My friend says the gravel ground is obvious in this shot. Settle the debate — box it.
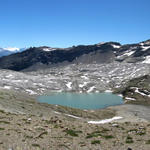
[109,104,150,123]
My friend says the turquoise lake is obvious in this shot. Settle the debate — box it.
[37,92,123,110]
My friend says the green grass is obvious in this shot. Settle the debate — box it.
[128,129,138,132]
[103,135,114,139]
[25,135,33,139]
[86,131,101,139]
[64,129,82,137]
[35,127,46,131]
[0,96,5,99]
[32,144,40,148]
[0,121,10,124]
[126,136,134,143]
[0,128,5,130]
[136,131,146,135]
[146,140,150,144]
[101,128,110,133]
[0,110,5,113]
[91,140,101,144]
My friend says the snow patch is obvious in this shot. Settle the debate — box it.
[11,80,22,83]
[105,90,112,93]
[43,48,56,52]
[81,75,89,80]
[25,89,37,95]
[142,56,150,64]
[118,94,123,98]
[125,51,135,56]
[140,42,144,46]
[87,86,95,93]
[111,44,121,49]
[3,86,11,89]
[66,82,72,89]
[79,82,88,88]
[5,74,13,78]
[117,51,135,58]
[135,88,149,96]
[65,114,81,119]
[88,116,123,124]
[125,97,136,101]
[141,46,150,51]
[53,111,61,114]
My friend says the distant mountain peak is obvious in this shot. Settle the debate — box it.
[0,47,26,58]
[3,47,20,52]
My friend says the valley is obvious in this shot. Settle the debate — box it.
[0,40,150,149]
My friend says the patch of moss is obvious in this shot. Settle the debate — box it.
[25,135,33,139]
[64,129,82,137]
[0,110,5,113]
[86,131,101,139]
[35,127,46,132]
[103,135,114,139]
[0,128,5,130]
[136,131,146,136]
[0,121,10,124]
[91,140,101,144]
[101,128,110,133]
[32,143,40,147]
[146,140,150,144]
[128,129,138,132]
[126,136,134,143]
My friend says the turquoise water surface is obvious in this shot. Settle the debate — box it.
[37,92,123,110]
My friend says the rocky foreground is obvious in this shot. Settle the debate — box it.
[0,90,150,150]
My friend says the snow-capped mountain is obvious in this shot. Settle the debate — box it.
[0,47,26,57]
[3,47,20,52]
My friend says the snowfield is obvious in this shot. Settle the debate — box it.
[142,56,150,64]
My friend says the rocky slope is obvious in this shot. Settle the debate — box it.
[0,62,149,95]
[115,75,150,105]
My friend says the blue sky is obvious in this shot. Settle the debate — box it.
[0,0,150,48]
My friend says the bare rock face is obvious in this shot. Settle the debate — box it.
[0,39,150,71]
[0,43,118,71]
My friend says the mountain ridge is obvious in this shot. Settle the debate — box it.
[0,39,150,71]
